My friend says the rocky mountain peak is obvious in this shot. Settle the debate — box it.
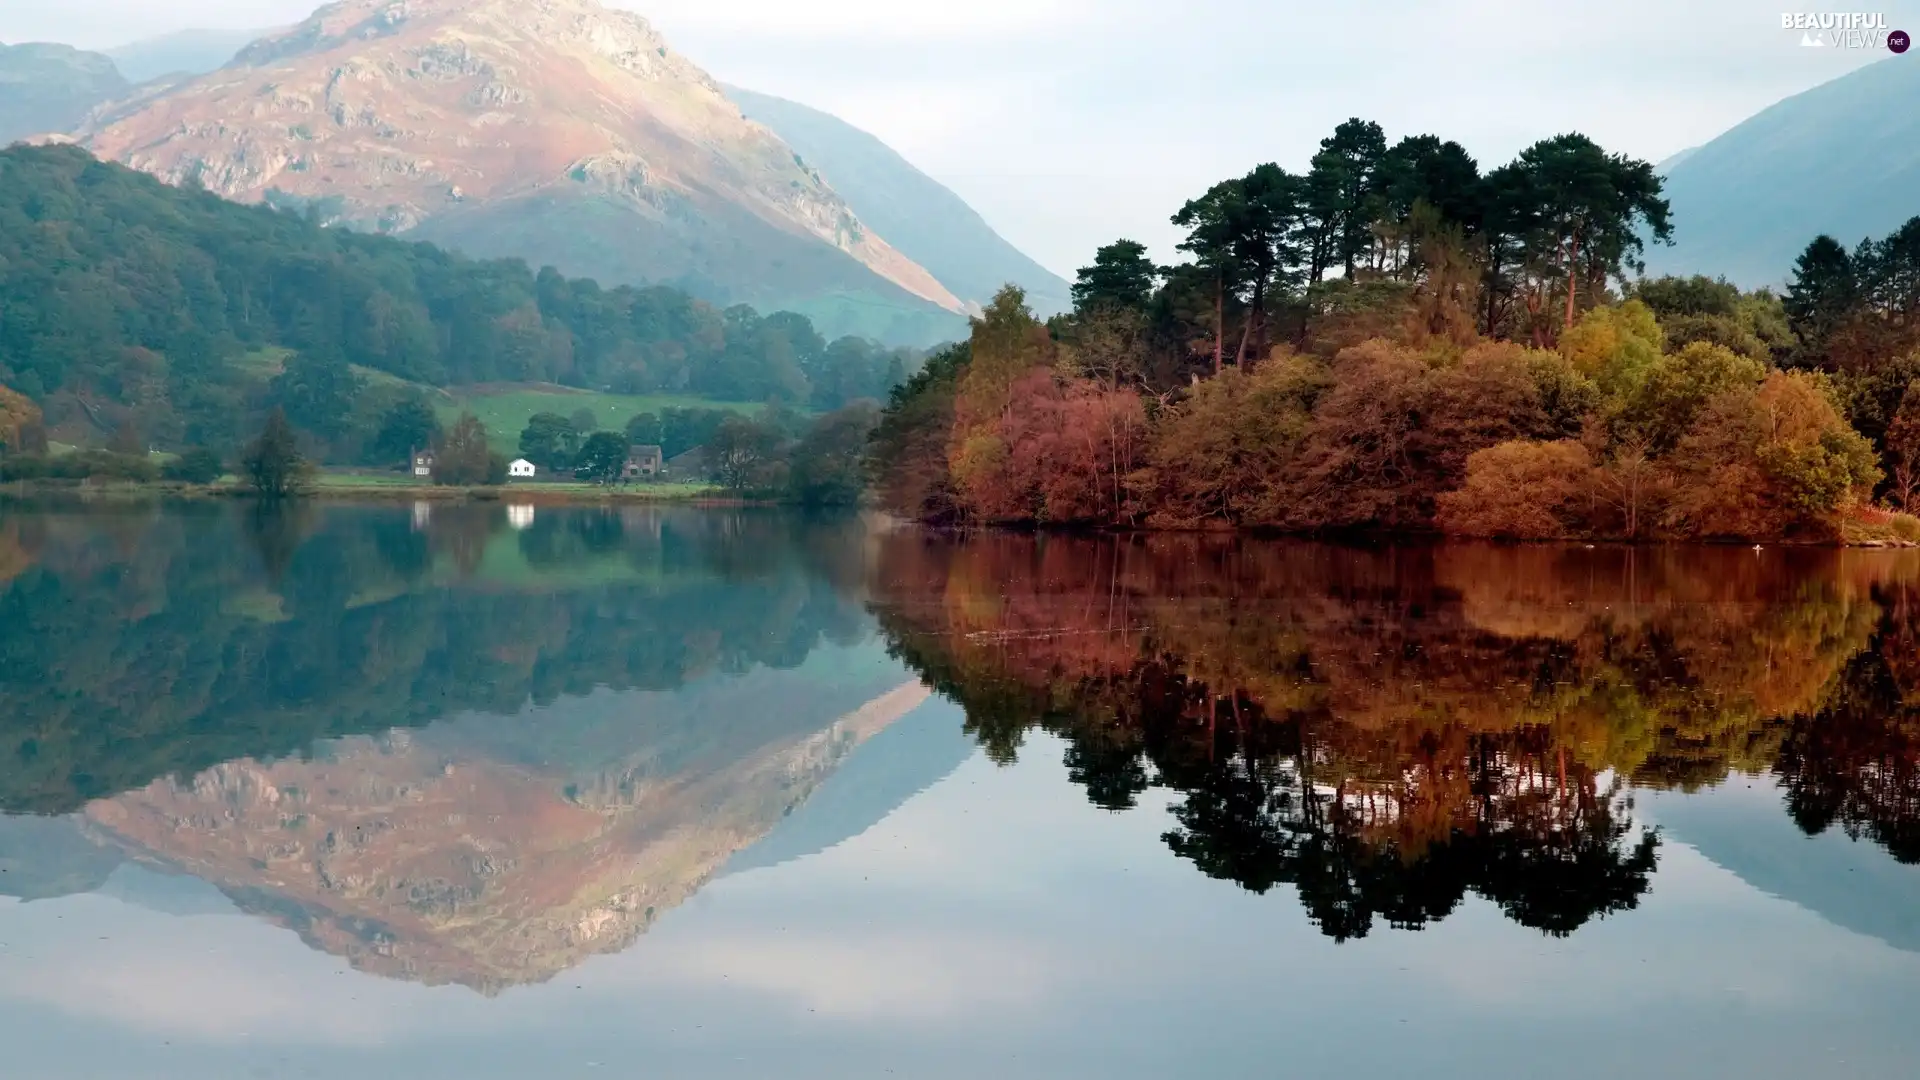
[78,0,963,323]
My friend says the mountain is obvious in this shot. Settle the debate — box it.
[0,42,127,146]
[76,0,966,344]
[103,28,267,84]
[1647,57,1920,288]
[727,85,1071,315]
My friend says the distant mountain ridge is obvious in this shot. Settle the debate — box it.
[103,28,267,84]
[0,41,127,146]
[1647,57,1920,287]
[727,85,1071,315]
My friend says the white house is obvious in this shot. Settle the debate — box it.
[412,451,435,478]
[508,458,538,479]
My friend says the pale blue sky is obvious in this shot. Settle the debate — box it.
[0,0,1907,276]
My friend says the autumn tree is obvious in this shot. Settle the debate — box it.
[1143,353,1328,526]
[708,415,784,492]
[1667,372,1880,538]
[1883,381,1920,510]
[0,385,41,456]
[435,412,494,486]
[949,288,1057,516]
[1437,440,1594,539]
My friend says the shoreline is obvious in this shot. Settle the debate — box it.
[0,478,777,508]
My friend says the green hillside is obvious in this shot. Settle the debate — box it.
[0,144,912,457]
[728,85,1072,316]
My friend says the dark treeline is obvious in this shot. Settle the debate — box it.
[872,119,1920,543]
[0,146,917,457]
[868,533,1920,941]
[0,504,878,815]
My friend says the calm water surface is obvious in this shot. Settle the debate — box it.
[2,503,1920,1078]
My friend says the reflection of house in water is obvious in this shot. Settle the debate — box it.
[619,506,665,542]
[411,501,432,531]
[507,504,536,531]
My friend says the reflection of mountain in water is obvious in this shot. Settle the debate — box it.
[1651,782,1920,954]
[0,503,939,990]
[724,695,976,877]
[80,672,926,992]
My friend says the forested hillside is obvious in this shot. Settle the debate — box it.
[0,146,918,454]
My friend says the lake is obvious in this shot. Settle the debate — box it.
[3,502,1920,1078]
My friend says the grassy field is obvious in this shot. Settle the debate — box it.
[437,385,762,456]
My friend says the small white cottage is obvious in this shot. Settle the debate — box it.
[508,458,538,480]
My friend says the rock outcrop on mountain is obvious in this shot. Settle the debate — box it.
[0,42,128,146]
[77,0,966,342]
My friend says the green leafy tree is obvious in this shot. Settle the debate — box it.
[788,403,880,507]
[625,412,664,448]
[575,431,629,483]
[1509,133,1673,333]
[270,353,364,444]
[372,395,442,466]
[242,408,311,498]
[1302,118,1389,281]
[568,407,599,433]
[1072,240,1160,314]
[163,447,225,484]
[1172,180,1247,374]
[518,412,580,471]
[1785,235,1861,367]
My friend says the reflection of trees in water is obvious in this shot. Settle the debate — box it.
[1776,588,1920,863]
[871,533,1920,938]
[0,505,877,814]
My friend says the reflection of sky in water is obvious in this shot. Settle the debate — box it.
[5,717,1920,1080]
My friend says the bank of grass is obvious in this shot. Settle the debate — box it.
[310,472,730,503]
[437,385,762,456]
[1838,505,1920,547]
